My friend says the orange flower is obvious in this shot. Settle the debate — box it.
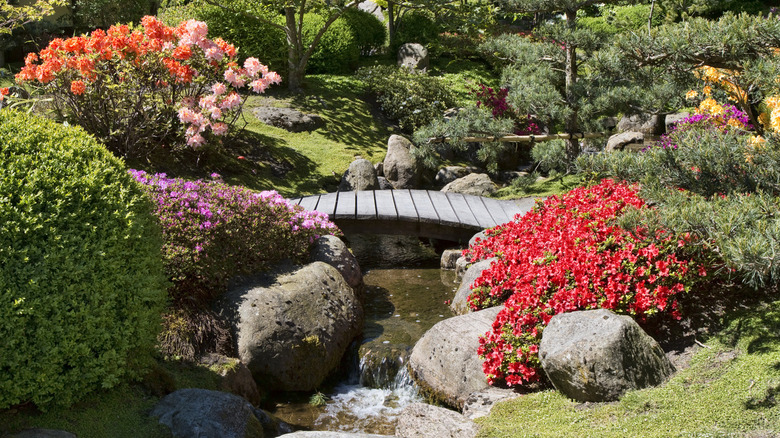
[70,80,86,95]
[172,45,192,61]
[0,87,9,101]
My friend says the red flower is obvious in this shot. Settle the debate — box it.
[71,80,86,95]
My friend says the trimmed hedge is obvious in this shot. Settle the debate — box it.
[0,111,168,409]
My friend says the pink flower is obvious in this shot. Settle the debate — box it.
[211,82,227,95]
[187,133,206,148]
[223,68,245,87]
[243,57,267,77]
[220,92,242,110]
[264,71,281,85]
[250,79,267,93]
[204,46,224,62]
[210,106,223,120]
[211,122,228,136]
[178,107,197,124]
[199,94,216,109]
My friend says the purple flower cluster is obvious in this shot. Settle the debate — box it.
[653,105,753,150]
[129,169,339,302]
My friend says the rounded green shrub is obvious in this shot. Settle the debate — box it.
[0,111,168,409]
[304,12,360,74]
[391,11,441,54]
[340,8,386,55]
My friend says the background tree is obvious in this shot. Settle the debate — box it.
[204,0,363,91]
[615,13,780,132]
[0,0,65,35]
[414,0,690,171]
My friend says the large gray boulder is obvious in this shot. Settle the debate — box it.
[309,235,364,299]
[665,112,690,131]
[383,135,421,189]
[451,258,497,315]
[218,262,363,391]
[280,432,392,438]
[151,388,292,438]
[358,0,384,22]
[253,107,325,132]
[7,430,76,438]
[395,403,478,438]
[605,131,645,152]
[435,166,482,186]
[539,309,675,402]
[339,158,379,191]
[408,306,502,409]
[462,386,522,420]
[440,249,463,270]
[441,173,497,197]
[398,43,429,70]
[617,114,665,135]
[199,354,263,407]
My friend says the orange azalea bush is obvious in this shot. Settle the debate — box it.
[13,16,280,157]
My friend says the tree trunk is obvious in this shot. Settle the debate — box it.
[564,9,579,164]
[387,1,396,48]
[285,7,304,92]
[648,0,655,35]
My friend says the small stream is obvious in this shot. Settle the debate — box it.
[270,235,460,434]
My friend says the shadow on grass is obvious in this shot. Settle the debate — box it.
[126,129,323,197]
[289,75,392,156]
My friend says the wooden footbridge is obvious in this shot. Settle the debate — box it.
[290,190,536,241]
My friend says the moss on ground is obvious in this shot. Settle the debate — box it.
[475,300,780,437]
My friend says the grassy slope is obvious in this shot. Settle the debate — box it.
[128,56,499,198]
[0,360,229,438]
[477,300,780,437]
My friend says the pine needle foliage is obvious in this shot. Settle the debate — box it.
[578,129,780,287]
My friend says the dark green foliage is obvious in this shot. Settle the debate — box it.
[531,139,567,175]
[578,129,780,287]
[357,65,457,133]
[304,12,360,74]
[340,8,386,55]
[578,3,663,37]
[578,129,780,198]
[658,0,769,22]
[70,0,154,31]
[158,3,288,74]
[391,11,441,54]
[0,111,168,409]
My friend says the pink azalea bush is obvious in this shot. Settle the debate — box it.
[15,16,280,157]
[465,180,709,386]
[130,170,339,303]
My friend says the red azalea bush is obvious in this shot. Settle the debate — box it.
[464,179,708,386]
[14,16,280,157]
[130,170,339,303]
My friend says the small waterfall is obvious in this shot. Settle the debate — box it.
[314,365,420,433]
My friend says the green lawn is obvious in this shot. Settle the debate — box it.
[476,299,780,437]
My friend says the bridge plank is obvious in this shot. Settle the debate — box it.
[445,193,481,228]
[428,190,460,227]
[411,190,440,224]
[290,197,302,206]
[464,195,496,229]
[356,190,377,220]
[392,190,419,222]
[335,191,357,220]
[481,197,511,226]
[298,195,320,212]
[315,192,338,217]
[507,197,537,221]
[374,190,398,220]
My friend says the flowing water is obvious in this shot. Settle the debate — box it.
[270,235,460,434]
